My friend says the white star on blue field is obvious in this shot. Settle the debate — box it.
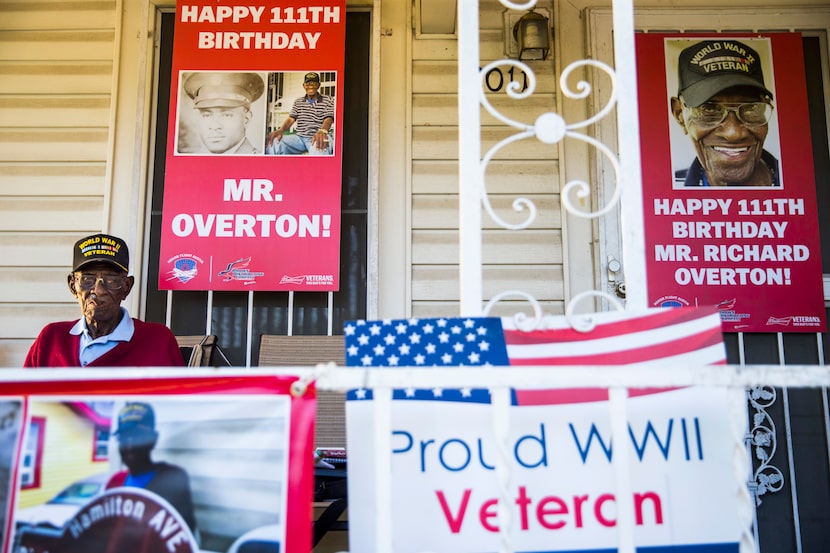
[343,317,510,403]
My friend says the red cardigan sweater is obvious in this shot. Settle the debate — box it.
[24,319,185,368]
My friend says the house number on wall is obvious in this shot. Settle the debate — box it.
[484,66,529,93]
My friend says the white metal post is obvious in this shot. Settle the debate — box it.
[611,2,645,552]
[458,0,483,317]
[612,0,647,309]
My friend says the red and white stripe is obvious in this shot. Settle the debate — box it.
[502,306,726,367]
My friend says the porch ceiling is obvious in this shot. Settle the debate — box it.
[418,0,457,34]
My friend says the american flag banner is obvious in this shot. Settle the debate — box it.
[343,304,726,372]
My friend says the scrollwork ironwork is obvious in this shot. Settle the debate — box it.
[478,56,621,232]
[483,290,545,331]
[499,0,538,10]
[483,289,625,333]
[565,290,625,332]
[747,385,784,505]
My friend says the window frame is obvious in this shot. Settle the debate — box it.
[20,416,45,490]
[140,9,373,366]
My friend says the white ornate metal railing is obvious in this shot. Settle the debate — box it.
[748,386,784,506]
[455,1,802,553]
[460,1,647,548]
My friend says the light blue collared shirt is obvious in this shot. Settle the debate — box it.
[70,307,135,366]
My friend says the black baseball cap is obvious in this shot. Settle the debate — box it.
[677,39,773,107]
[303,72,320,83]
[73,233,129,272]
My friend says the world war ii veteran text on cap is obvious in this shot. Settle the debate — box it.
[678,39,773,107]
[73,233,130,272]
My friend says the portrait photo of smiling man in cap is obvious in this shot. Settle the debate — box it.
[177,71,266,155]
[667,38,782,188]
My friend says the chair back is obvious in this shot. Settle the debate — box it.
[258,335,345,448]
[176,335,218,367]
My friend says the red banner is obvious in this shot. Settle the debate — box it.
[636,33,826,332]
[0,372,315,553]
[159,1,346,291]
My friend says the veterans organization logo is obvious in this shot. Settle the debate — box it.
[767,315,822,328]
[279,275,306,285]
[165,253,204,284]
[218,257,264,285]
[717,301,750,325]
[653,294,690,308]
[279,274,334,286]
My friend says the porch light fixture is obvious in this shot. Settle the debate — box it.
[512,9,551,61]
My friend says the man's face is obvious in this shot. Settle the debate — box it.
[303,80,320,97]
[68,262,133,327]
[117,430,156,470]
[672,88,771,186]
[196,105,251,153]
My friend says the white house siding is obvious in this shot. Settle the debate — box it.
[0,1,118,366]
[410,0,564,318]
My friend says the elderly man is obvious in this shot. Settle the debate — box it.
[106,402,197,533]
[182,71,265,154]
[24,233,184,367]
[266,71,335,155]
[670,39,780,187]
